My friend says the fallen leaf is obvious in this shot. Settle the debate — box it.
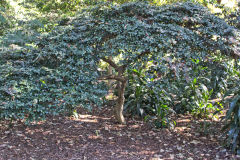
[190,140,201,145]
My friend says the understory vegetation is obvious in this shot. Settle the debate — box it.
[0,0,240,154]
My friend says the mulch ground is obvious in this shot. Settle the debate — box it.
[0,107,239,160]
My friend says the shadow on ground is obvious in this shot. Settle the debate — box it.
[0,107,237,160]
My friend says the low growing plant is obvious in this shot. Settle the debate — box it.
[222,62,240,153]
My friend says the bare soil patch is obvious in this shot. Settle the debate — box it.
[0,107,238,160]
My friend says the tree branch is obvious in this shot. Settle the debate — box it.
[98,75,126,82]
[125,50,150,65]
[101,57,119,70]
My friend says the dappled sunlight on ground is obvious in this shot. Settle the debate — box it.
[0,108,238,159]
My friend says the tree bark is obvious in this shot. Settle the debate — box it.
[115,78,127,124]
[101,57,127,124]
[115,67,126,124]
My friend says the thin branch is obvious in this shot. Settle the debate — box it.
[118,65,127,73]
[98,75,126,82]
[125,50,150,65]
[101,57,119,70]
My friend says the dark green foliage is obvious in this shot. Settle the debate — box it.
[68,1,238,122]
[0,0,9,9]
[0,1,239,133]
[0,1,12,35]
[0,25,107,122]
[223,93,240,153]
[125,68,173,115]
[222,62,240,153]
[125,68,174,128]
[171,58,223,115]
[0,12,9,35]
[87,1,238,65]
[225,8,240,30]
[89,1,238,123]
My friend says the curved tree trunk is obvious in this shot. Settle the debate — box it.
[115,67,127,124]
[100,57,127,124]
[115,79,126,124]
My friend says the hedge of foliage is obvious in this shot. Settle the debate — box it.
[0,1,12,35]
[25,0,231,14]
[1,0,239,120]
[0,25,107,122]
[0,0,240,150]
[221,3,240,153]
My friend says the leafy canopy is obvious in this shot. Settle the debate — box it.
[0,1,239,123]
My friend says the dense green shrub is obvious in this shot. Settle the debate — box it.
[124,54,238,120]
[225,6,240,29]
[24,0,227,14]
[87,1,239,124]
[0,1,12,35]
[0,26,107,122]
[124,68,175,128]
[221,60,240,153]
[224,93,240,152]
[1,2,239,125]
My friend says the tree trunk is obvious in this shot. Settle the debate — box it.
[101,57,126,124]
[115,68,126,124]
[115,80,126,124]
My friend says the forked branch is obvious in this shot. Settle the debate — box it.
[101,57,119,70]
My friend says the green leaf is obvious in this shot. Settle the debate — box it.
[193,78,197,85]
